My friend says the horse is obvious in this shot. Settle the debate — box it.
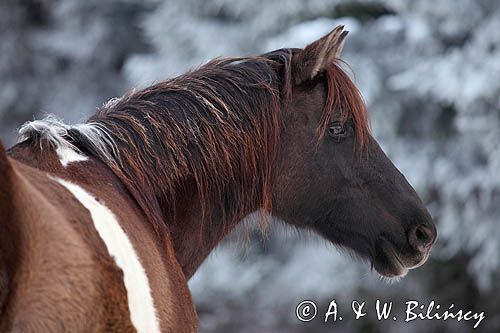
[0,26,437,332]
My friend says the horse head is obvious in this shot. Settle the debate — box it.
[271,26,437,278]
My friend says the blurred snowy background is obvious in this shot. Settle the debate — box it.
[1,0,499,332]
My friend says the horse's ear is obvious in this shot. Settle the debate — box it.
[292,25,348,85]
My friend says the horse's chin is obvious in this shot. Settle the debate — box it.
[372,237,410,278]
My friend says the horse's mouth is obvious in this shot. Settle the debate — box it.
[372,237,429,278]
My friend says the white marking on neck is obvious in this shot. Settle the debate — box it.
[55,145,88,167]
[53,177,160,333]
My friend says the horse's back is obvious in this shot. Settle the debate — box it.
[1,142,197,332]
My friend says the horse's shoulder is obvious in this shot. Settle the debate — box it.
[7,145,197,332]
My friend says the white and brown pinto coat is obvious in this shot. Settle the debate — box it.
[1,130,196,332]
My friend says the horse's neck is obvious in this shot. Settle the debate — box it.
[8,142,256,279]
[166,187,256,278]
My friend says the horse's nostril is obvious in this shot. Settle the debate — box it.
[416,227,426,243]
[409,224,436,252]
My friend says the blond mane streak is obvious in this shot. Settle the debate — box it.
[17,115,119,168]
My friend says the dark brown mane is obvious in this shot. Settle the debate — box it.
[77,51,368,235]
[88,56,284,235]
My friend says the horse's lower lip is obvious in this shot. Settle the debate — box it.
[373,238,409,278]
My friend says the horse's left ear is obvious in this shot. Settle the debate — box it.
[292,25,348,85]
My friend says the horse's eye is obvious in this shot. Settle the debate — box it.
[327,122,351,140]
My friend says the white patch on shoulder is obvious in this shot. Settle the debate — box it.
[55,145,88,167]
[53,177,160,333]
